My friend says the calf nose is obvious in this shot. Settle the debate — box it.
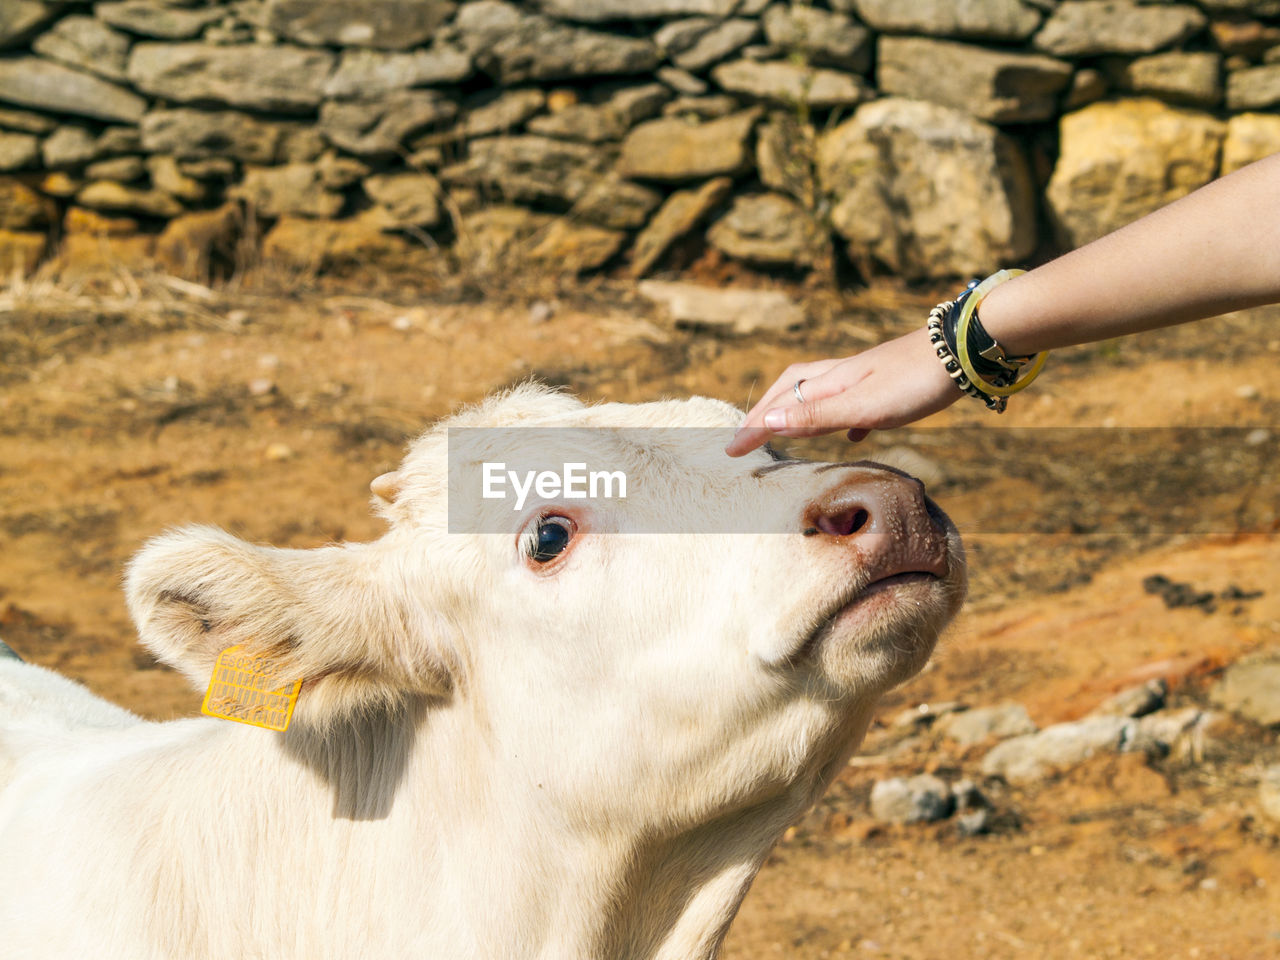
[804,467,949,576]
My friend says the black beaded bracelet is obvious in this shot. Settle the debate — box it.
[927,300,1007,413]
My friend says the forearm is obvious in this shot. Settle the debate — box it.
[978,152,1280,356]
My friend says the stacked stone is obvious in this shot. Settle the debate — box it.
[1,0,1279,280]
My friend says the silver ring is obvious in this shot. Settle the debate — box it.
[793,379,807,404]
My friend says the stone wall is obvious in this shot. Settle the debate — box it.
[2,0,1279,282]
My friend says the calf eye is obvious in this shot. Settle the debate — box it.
[530,515,575,563]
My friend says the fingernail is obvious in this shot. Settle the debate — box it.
[763,409,786,431]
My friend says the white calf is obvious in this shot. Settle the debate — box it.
[0,385,965,960]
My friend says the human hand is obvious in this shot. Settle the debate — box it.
[724,327,963,457]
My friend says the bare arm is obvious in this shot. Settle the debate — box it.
[981,150,1280,355]
[725,152,1280,457]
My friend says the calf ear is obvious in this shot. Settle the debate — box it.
[125,526,454,720]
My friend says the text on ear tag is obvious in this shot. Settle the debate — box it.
[201,645,302,732]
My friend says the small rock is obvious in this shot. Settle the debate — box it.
[0,179,55,230]
[662,95,740,120]
[261,210,414,274]
[870,774,954,824]
[141,109,285,165]
[153,203,242,281]
[618,110,760,182]
[669,18,759,72]
[1210,652,1280,726]
[528,300,554,324]
[0,106,55,135]
[456,0,659,84]
[0,132,38,172]
[248,378,276,397]
[980,716,1138,783]
[571,175,664,231]
[323,46,473,99]
[710,59,871,108]
[0,1,59,49]
[956,808,991,837]
[706,192,828,268]
[1226,64,1280,111]
[0,56,145,124]
[264,442,293,460]
[64,206,138,236]
[77,180,183,218]
[1033,1,1207,58]
[266,0,457,50]
[878,36,1072,124]
[320,91,457,158]
[1244,427,1271,446]
[127,42,334,115]
[1259,765,1280,822]
[31,15,131,82]
[97,1,226,40]
[851,0,1042,42]
[84,156,146,183]
[461,88,547,139]
[1120,51,1222,108]
[937,702,1037,747]
[439,134,608,207]
[638,280,804,335]
[363,171,442,230]
[147,155,206,203]
[1142,573,1216,612]
[761,4,870,73]
[233,163,346,219]
[1093,678,1168,719]
[951,779,987,812]
[1235,383,1260,399]
[656,66,707,95]
[527,83,669,143]
[1064,68,1108,110]
[629,176,733,277]
[889,701,966,730]
[1133,707,1208,754]
[526,219,627,275]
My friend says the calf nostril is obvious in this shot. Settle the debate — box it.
[816,506,870,538]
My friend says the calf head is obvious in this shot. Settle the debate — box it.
[127,385,965,831]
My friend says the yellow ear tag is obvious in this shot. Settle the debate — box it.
[201,645,302,732]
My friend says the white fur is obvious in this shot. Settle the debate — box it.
[0,386,966,960]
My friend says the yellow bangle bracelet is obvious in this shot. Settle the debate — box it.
[954,268,1048,398]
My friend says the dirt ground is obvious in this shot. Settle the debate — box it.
[1,264,1277,959]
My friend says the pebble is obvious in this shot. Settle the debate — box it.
[258,353,280,370]
[1260,765,1280,823]
[1092,678,1167,718]
[1234,383,1259,399]
[528,299,555,324]
[391,314,414,331]
[248,378,275,397]
[225,309,250,327]
[264,442,293,461]
[937,702,1037,746]
[870,774,954,824]
[1245,428,1270,447]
